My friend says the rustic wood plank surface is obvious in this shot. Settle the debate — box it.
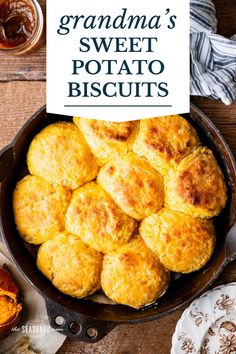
[0,0,235,81]
[0,0,236,353]
[1,85,235,156]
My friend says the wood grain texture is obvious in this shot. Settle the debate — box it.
[214,0,236,37]
[0,0,235,81]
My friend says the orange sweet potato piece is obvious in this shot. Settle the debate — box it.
[0,266,22,339]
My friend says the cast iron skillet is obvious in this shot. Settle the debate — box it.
[0,104,236,343]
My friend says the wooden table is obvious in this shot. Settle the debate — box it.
[0,1,236,353]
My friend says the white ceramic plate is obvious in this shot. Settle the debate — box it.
[171,283,236,354]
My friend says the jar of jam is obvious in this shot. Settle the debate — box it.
[0,0,44,56]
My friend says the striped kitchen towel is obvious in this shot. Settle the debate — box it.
[190,0,236,104]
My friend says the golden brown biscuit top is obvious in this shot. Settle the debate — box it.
[139,208,216,273]
[27,122,98,189]
[65,182,137,253]
[13,175,71,244]
[133,115,199,175]
[76,118,137,142]
[97,152,164,220]
[37,231,102,298]
[13,175,70,209]
[73,117,138,165]
[101,237,169,308]
[175,147,226,209]
[105,237,155,267]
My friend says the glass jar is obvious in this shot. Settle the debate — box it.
[0,0,44,56]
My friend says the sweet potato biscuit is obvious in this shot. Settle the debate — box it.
[73,117,138,165]
[165,147,227,218]
[13,175,71,244]
[139,208,216,273]
[101,238,169,309]
[97,152,164,220]
[27,122,99,189]
[37,231,102,298]
[133,115,199,175]
[66,182,137,253]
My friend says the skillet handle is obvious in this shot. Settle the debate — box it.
[45,298,117,343]
[0,145,14,183]
[225,223,236,264]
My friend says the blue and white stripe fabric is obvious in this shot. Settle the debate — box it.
[190,0,236,104]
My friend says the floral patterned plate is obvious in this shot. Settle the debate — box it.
[171,283,236,354]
